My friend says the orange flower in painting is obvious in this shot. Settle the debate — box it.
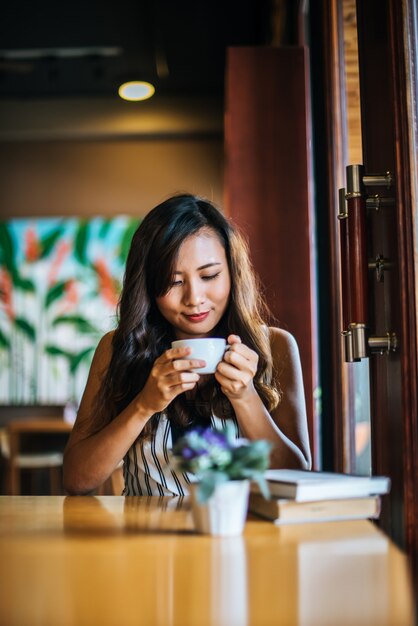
[47,241,71,286]
[0,268,15,320]
[25,228,40,262]
[94,258,119,307]
[57,279,79,315]
[62,280,79,312]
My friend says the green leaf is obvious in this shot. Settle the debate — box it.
[0,223,16,273]
[52,315,98,334]
[0,328,10,348]
[224,420,237,445]
[227,440,272,478]
[11,271,35,292]
[44,345,73,360]
[119,219,140,264]
[198,471,229,503]
[39,225,65,259]
[252,474,271,500]
[74,221,89,265]
[45,281,67,308]
[69,346,95,374]
[14,317,36,342]
[99,219,112,239]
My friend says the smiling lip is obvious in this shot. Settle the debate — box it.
[184,311,210,323]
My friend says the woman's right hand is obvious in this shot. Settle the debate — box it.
[136,347,205,415]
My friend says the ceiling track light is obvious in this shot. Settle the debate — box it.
[118,81,155,101]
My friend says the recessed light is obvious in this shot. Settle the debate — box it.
[118,81,155,101]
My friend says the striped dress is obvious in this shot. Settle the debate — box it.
[122,413,241,496]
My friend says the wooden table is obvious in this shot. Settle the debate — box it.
[0,496,414,626]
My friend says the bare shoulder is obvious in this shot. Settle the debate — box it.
[267,326,305,401]
[92,330,115,373]
[82,330,113,393]
[267,327,311,467]
[268,327,301,368]
[65,331,115,445]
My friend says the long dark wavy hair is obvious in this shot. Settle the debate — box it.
[92,194,280,439]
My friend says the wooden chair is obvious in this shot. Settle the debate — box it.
[0,419,72,495]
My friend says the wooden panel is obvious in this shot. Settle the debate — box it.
[224,47,318,464]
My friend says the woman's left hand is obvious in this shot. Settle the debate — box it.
[214,335,259,401]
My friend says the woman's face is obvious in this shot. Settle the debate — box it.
[156,228,231,339]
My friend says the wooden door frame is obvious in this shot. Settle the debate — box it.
[309,0,353,473]
[311,0,418,573]
[356,0,418,567]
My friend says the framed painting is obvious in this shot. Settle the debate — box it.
[0,216,139,405]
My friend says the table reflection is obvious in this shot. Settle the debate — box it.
[61,496,249,625]
[298,532,390,625]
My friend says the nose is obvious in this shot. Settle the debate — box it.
[182,279,205,307]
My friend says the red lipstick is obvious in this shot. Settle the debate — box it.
[185,311,210,323]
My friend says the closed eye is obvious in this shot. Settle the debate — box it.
[201,272,220,281]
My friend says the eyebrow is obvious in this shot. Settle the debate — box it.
[173,262,222,275]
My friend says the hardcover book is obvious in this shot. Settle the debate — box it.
[249,492,381,525]
[252,469,391,502]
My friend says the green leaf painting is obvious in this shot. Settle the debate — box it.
[0,216,140,405]
[0,223,15,273]
[45,345,74,359]
[119,219,139,263]
[14,317,36,342]
[69,347,95,374]
[74,221,89,266]
[11,274,36,292]
[45,281,68,308]
[39,225,65,259]
[52,315,99,334]
[0,328,10,349]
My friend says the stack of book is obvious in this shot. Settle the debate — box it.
[249,469,391,525]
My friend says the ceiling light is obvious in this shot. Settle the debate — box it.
[118,81,155,101]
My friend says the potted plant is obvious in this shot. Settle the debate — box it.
[172,423,271,535]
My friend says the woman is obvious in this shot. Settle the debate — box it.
[63,194,311,495]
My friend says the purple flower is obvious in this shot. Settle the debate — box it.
[170,425,272,501]
[181,446,195,460]
[202,428,228,448]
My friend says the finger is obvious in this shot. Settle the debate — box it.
[227,341,256,362]
[214,371,244,395]
[222,348,250,365]
[166,371,201,387]
[159,346,192,363]
[222,348,252,369]
[171,358,206,372]
[169,378,199,391]
[216,360,246,380]
[155,348,204,372]
[227,334,242,346]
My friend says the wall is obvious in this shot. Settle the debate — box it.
[0,113,224,421]
[0,138,224,218]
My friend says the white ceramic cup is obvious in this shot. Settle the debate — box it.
[171,337,227,374]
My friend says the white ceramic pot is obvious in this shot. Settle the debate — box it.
[189,480,250,536]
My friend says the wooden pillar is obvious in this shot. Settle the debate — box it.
[224,47,319,465]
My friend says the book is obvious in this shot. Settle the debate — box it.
[249,492,382,525]
[252,469,391,502]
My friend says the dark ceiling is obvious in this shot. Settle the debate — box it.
[0,1,274,99]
